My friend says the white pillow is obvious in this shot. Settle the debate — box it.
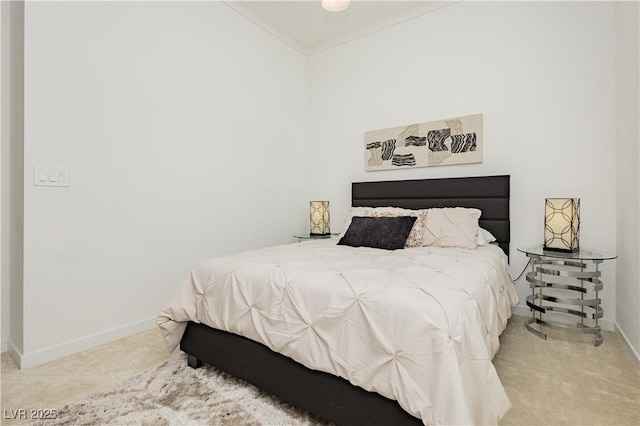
[421,208,481,249]
[476,227,497,246]
[338,206,369,237]
[338,206,427,248]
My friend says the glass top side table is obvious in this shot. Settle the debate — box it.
[294,233,339,242]
[517,245,617,346]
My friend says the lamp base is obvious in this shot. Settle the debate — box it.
[543,245,579,253]
[310,232,331,236]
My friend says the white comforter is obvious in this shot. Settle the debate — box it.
[157,239,518,425]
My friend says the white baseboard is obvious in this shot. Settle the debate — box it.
[10,310,638,372]
[511,305,532,318]
[7,339,23,368]
[16,317,157,369]
[614,322,640,371]
[511,304,615,331]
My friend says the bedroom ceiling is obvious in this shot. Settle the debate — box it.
[225,1,457,55]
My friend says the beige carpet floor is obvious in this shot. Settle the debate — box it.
[2,315,639,425]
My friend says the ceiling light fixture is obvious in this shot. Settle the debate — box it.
[321,0,350,12]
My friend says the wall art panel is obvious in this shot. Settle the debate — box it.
[364,114,483,171]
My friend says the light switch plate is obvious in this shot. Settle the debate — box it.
[34,165,70,187]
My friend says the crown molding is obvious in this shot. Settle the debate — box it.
[308,1,457,55]
[223,1,459,56]
[222,1,310,55]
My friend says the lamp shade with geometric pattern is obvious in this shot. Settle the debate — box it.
[310,201,330,236]
[544,198,580,252]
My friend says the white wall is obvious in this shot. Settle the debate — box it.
[1,0,25,361]
[18,1,308,366]
[308,2,618,327]
[0,0,5,353]
[6,0,635,367]
[615,1,640,361]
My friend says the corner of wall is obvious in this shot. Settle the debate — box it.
[0,0,9,356]
[6,338,23,368]
[4,0,25,357]
[614,0,640,361]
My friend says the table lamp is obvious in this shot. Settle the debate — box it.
[310,201,330,236]
[544,198,580,252]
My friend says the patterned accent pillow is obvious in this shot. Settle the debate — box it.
[422,208,481,249]
[338,216,417,250]
[338,207,427,248]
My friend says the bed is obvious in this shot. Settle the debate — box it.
[157,174,517,425]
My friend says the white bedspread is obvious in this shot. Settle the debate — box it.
[157,239,518,425]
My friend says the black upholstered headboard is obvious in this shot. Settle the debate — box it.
[352,175,510,258]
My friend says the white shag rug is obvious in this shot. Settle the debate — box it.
[37,353,330,426]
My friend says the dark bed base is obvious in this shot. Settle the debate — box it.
[181,322,422,425]
[180,175,510,425]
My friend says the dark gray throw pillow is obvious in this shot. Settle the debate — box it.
[337,216,417,250]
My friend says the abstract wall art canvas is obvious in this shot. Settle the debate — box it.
[364,113,483,171]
